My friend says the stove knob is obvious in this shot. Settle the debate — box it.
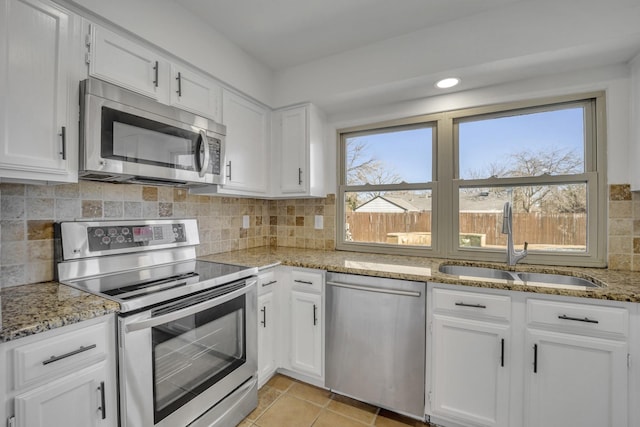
[101,236,111,244]
[116,235,125,243]
[121,227,130,235]
[94,228,104,237]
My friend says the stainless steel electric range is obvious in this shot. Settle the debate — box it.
[55,218,258,427]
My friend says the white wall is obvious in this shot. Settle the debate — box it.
[66,0,274,105]
[325,63,632,191]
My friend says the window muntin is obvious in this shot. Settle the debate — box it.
[458,105,586,180]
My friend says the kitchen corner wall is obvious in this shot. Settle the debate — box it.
[0,182,337,287]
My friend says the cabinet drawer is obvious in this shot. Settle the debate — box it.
[258,269,278,295]
[13,321,108,389]
[291,269,323,293]
[527,299,628,337]
[432,288,511,321]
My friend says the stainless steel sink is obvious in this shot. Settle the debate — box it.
[516,272,601,288]
[438,264,602,289]
[438,265,518,281]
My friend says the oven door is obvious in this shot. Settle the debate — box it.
[119,278,257,427]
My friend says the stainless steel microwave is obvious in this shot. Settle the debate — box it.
[79,78,225,187]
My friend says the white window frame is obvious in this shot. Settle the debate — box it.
[336,92,607,267]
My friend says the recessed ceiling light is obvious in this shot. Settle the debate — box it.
[435,77,460,89]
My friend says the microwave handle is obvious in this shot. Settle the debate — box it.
[197,130,210,177]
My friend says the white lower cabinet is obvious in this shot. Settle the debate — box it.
[290,290,322,377]
[428,283,633,427]
[431,316,510,427]
[1,315,117,427]
[524,299,629,427]
[257,268,278,387]
[14,363,108,427]
[429,288,511,427]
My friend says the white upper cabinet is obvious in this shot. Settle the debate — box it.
[87,24,165,100]
[170,64,222,122]
[219,89,269,194]
[272,104,326,197]
[0,0,80,183]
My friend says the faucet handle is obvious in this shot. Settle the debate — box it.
[523,241,529,251]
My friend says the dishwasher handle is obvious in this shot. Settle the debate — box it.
[326,280,421,297]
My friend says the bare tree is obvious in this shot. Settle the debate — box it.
[345,138,402,210]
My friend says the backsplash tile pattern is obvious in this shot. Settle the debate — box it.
[2,182,637,286]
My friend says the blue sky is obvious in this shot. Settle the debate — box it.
[347,107,584,183]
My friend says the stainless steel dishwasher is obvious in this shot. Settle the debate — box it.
[325,272,426,418]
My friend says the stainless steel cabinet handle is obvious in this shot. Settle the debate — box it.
[226,161,232,180]
[98,381,106,420]
[533,344,538,373]
[42,344,97,365]
[558,314,599,324]
[176,71,182,96]
[313,304,317,326]
[455,302,487,309]
[262,280,277,287]
[294,279,313,285]
[260,306,266,328]
[59,126,66,160]
[500,338,505,367]
[298,167,302,185]
[326,281,421,297]
[153,61,159,87]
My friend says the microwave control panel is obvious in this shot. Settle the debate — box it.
[87,223,186,251]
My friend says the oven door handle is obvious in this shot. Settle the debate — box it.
[125,281,254,332]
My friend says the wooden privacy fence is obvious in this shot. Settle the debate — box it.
[346,212,587,246]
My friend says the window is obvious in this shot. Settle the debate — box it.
[338,122,436,253]
[337,93,606,266]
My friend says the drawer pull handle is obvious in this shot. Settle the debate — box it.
[455,302,487,309]
[313,304,318,326]
[98,381,106,420]
[500,338,505,367]
[294,279,314,285]
[533,344,538,373]
[262,280,277,287]
[558,314,599,324]
[42,344,97,365]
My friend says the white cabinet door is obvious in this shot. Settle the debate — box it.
[88,24,163,100]
[431,315,510,427]
[14,363,113,427]
[257,291,276,384]
[278,106,307,194]
[524,328,628,427]
[220,90,268,194]
[170,65,221,122]
[0,0,77,182]
[290,290,322,377]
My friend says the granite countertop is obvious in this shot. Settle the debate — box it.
[200,247,640,303]
[0,282,120,343]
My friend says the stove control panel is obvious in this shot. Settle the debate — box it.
[87,223,187,251]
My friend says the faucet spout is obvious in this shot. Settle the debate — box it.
[501,202,528,265]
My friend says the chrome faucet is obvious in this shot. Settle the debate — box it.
[501,202,528,265]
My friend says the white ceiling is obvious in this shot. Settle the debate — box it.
[174,0,523,70]
[173,0,640,114]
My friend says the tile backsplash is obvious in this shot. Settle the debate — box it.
[0,181,337,287]
[1,182,636,286]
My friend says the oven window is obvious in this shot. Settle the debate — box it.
[151,295,246,423]
[101,107,213,173]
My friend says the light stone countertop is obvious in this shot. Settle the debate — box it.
[0,282,120,342]
[200,246,640,303]
[4,246,640,343]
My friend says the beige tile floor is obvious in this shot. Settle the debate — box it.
[239,374,434,427]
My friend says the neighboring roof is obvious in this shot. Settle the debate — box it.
[354,191,510,213]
